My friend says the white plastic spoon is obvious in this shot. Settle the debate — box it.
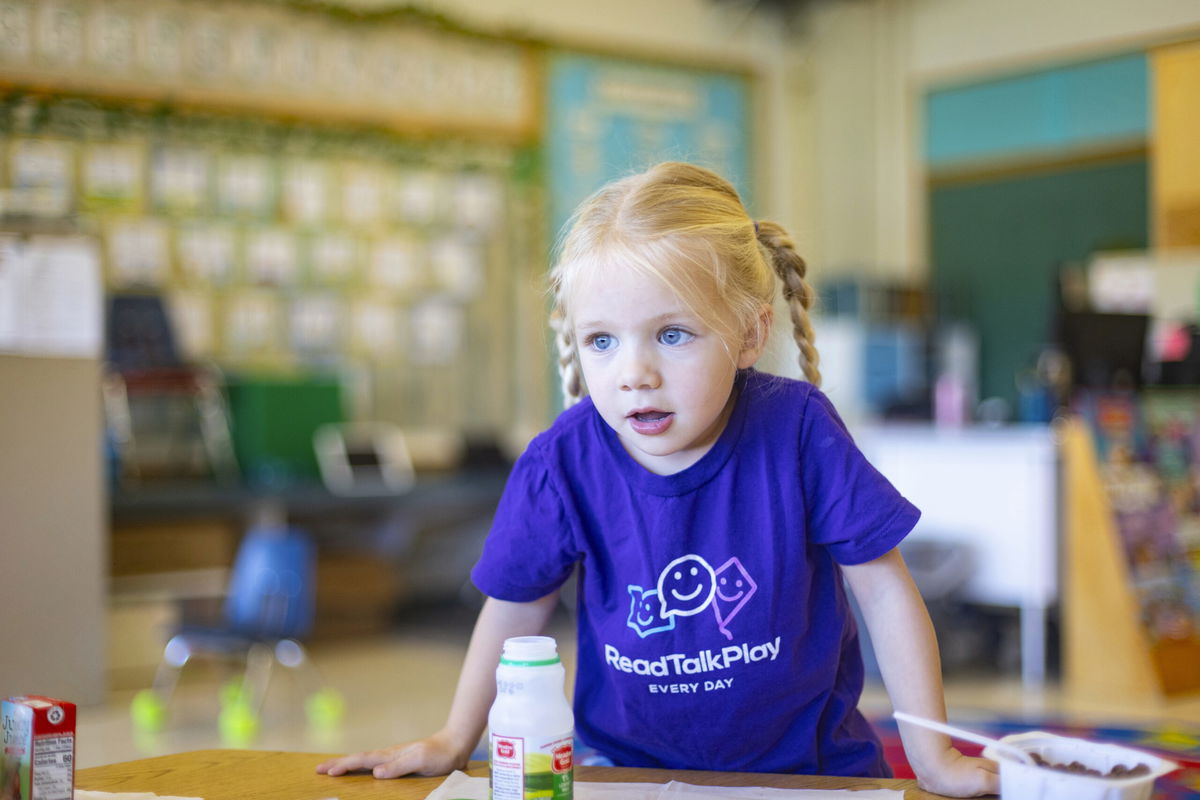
[893,711,1036,765]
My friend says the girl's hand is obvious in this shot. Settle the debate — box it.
[315,728,472,779]
[911,747,999,798]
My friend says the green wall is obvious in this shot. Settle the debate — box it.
[929,158,1149,408]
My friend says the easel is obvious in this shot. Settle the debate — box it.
[1061,416,1200,702]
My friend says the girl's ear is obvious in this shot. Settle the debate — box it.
[737,304,773,368]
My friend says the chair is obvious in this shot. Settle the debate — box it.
[131,522,343,742]
[102,293,238,486]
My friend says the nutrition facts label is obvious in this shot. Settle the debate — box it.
[489,733,525,800]
[33,734,74,800]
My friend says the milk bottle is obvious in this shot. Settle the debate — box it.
[488,636,574,800]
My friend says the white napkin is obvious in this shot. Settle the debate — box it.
[424,771,904,800]
[75,792,204,800]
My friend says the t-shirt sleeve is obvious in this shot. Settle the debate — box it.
[800,389,920,565]
[470,445,580,601]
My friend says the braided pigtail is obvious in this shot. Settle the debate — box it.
[548,271,585,406]
[756,220,821,387]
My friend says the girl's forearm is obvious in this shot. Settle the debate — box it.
[439,593,562,756]
[842,549,954,769]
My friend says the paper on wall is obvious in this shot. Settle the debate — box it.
[151,146,209,214]
[290,292,343,353]
[0,234,103,358]
[168,289,214,358]
[423,771,904,800]
[282,160,329,225]
[396,170,443,226]
[409,298,463,365]
[350,297,403,358]
[453,172,502,231]
[0,235,22,352]
[82,142,144,212]
[246,228,298,286]
[177,223,236,285]
[217,154,272,216]
[9,137,74,217]
[107,218,170,287]
[370,236,423,292]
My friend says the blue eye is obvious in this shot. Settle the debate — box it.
[659,327,693,346]
[588,334,614,352]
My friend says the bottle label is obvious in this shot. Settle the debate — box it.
[489,732,573,800]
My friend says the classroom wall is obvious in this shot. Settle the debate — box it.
[908,0,1200,79]
[389,0,1200,303]
[802,0,1200,280]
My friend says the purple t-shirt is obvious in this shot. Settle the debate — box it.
[471,369,919,776]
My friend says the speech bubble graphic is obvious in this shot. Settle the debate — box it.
[626,585,676,638]
[712,557,757,640]
[657,554,716,619]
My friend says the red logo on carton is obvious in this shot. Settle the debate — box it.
[496,740,515,759]
[552,744,573,773]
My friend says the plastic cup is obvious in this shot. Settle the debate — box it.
[983,731,1180,800]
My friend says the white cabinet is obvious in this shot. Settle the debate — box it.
[856,423,1059,687]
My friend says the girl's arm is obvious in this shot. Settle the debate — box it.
[841,547,999,798]
[316,591,561,779]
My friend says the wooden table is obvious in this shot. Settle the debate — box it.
[77,749,949,799]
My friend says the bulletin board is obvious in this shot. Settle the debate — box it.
[544,50,753,240]
[0,93,540,437]
[0,0,760,442]
[0,0,544,440]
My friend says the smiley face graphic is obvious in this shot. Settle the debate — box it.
[657,554,716,619]
[717,575,746,601]
[712,557,757,640]
[626,585,676,637]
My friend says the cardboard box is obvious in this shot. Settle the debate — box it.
[1,696,75,800]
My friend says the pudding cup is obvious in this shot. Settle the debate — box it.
[982,731,1179,800]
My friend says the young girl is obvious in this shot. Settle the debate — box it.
[317,162,998,797]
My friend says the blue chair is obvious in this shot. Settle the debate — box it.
[223,523,315,640]
[132,523,342,741]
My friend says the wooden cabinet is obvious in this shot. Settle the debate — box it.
[1152,40,1200,247]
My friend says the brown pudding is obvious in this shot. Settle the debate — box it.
[1030,752,1150,779]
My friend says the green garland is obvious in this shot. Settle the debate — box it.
[0,91,516,170]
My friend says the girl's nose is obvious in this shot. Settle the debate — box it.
[620,348,661,391]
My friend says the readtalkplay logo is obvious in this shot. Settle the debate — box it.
[626,553,757,641]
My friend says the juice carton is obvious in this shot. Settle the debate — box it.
[1,696,75,800]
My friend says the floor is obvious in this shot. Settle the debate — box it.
[77,604,1200,771]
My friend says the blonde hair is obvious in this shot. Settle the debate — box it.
[549,161,820,407]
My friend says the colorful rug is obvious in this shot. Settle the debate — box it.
[870,714,1200,798]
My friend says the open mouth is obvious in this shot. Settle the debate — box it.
[628,408,674,435]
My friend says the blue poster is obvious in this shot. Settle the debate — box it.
[546,52,752,242]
